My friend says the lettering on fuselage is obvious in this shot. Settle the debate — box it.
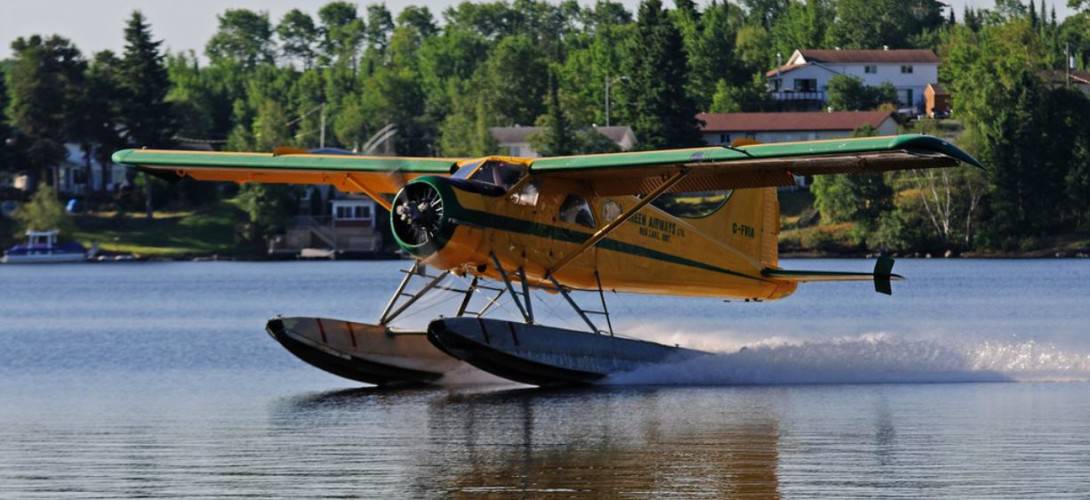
[731,223,755,238]
[630,212,685,242]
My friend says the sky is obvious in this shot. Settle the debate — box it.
[0,0,1078,61]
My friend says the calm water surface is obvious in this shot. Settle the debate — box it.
[1,259,1089,498]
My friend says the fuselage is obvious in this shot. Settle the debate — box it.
[390,159,797,301]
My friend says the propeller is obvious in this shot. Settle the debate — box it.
[391,182,444,247]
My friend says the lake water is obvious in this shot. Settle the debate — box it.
[1,259,1089,498]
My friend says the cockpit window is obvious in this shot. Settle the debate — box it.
[559,194,596,228]
[651,190,734,218]
[451,161,481,180]
[453,160,526,190]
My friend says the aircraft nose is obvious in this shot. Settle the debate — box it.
[391,179,449,257]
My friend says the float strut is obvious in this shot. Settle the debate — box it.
[595,271,614,336]
[546,273,600,335]
[456,276,479,317]
[380,265,450,325]
[490,252,533,324]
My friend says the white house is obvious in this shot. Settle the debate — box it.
[766,49,940,112]
[490,126,637,158]
[697,110,898,146]
[13,143,129,194]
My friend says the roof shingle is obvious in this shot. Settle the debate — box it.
[798,49,939,64]
[697,111,893,133]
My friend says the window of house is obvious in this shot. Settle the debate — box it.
[719,133,731,144]
[898,88,914,107]
[900,65,914,74]
[864,65,877,74]
[558,194,596,228]
[771,78,782,91]
[794,78,817,92]
[335,204,372,220]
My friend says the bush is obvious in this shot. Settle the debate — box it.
[12,183,75,236]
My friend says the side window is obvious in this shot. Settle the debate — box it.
[651,190,734,218]
[510,181,540,206]
[601,200,623,222]
[558,194,596,229]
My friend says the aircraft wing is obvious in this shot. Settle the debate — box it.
[111,149,463,210]
[529,134,981,196]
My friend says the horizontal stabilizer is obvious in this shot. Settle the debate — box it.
[762,256,903,295]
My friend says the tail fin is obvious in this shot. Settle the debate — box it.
[682,187,780,268]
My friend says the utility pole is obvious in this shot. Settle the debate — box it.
[605,76,611,127]
[604,75,628,127]
[319,102,327,149]
[1066,43,1072,89]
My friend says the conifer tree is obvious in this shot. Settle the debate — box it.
[533,72,576,156]
[120,11,174,148]
[120,11,175,218]
[619,0,703,149]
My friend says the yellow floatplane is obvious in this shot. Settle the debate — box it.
[113,134,980,386]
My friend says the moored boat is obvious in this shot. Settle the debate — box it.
[2,230,87,264]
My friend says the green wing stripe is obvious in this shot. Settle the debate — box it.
[111,149,459,173]
[741,134,982,167]
[530,147,748,170]
[529,134,981,171]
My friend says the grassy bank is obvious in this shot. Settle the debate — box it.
[72,199,248,258]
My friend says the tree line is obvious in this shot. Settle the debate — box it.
[1,0,1089,252]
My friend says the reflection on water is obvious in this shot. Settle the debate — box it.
[3,260,1090,497]
[270,386,781,498]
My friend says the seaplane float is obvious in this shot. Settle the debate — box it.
[113,134,980,387]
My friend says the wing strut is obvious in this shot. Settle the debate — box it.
[344,173,393,211]
[548,168,690,275]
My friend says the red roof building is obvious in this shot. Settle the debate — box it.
[697,111,898,146]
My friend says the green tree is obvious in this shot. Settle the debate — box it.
[476,35,548,126]
[235,183,298,247]
[205,9,275,68]
[360,66,430,154]
[530,72,577,156]
[742,0,790,29]
[681,1,747,110]
[397,6,438,37]
[941,20,1087,244]
[13,183,74,234]
[276,9,319,68]
[120,11,175,148]
[811,125,893,224]
[120,11,176,218]
[0,70,17,173]
[709,74,771,112]
[318,1,365,70]
[770,0,831,63]
[618,0,703,149]
[827,0,945,49]
[365,4,395,51]
[826,75,897,111]
[7,35,83,189]
[252,99,292,151]
[74,51,126,191]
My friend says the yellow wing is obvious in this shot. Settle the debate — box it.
[111,149,465,210]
